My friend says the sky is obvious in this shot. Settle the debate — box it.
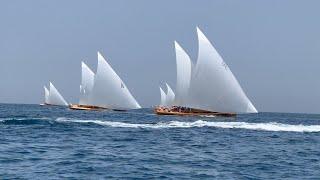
[1,0,320,113]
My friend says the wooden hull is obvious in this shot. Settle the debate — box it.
[154,107,236,117]
[69,104,107,111]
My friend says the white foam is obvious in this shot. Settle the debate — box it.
[199,115,216,118]
[55,117,320,133]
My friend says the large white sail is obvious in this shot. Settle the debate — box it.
[174,41,192,107]
[188,27,257,113]
[165,83,175,106]
[159,87,166,106]
[79,62,95,105]
[48,82,68,106]
[89,52,141,110]
[44,86,49,104]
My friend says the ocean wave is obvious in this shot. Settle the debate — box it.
[0,117,52,124]
[55,118,320,132]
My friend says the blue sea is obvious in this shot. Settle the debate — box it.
[0,104,319,179]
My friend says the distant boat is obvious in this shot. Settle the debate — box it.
[70,60,104,110]
[41,82,68,106]
[159,83,175,107]
[70,52,141,111]
[155,27,257,116]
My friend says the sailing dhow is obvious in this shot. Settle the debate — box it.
[70,52,141,111]
[155,27,257,116]
[42,82,68,106]
[159,83,175,107]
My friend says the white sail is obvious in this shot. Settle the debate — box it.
[48,82,68,106]
[79,62,95,105]
[159,87,166,106]
[165,83,175,106]
[188,27,257,113]
[174,41,192,107]
[44,86,49,104]
[89,52,141,110]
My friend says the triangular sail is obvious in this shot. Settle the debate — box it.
[44,86,49,104]
[159,87,166,106]
[48,82,68,106]
[165,83,175,106]
[174,41,192,107]
[79,62,95,105]
[188,27,257,113]
[89,52,141,110]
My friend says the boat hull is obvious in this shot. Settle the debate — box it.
[69,104,107,111]
[154,107,236,117]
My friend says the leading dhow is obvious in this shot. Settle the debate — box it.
[69,61,102,110]
[70,52,141,111]
[41,82,68,106]
[155,27,258,116]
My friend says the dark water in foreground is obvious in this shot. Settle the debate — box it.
[0,104,319,179]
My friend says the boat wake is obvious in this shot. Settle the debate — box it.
[55,118,320,133]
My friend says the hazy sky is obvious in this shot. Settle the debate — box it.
[1,0,320,113]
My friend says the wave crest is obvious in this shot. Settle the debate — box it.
[55,118,320,133]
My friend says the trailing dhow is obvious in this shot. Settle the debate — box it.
[41,82,68,106]
[155,27,258,116]
[70,52,141,111]
[70,61,102,110]
[159,83,175,107]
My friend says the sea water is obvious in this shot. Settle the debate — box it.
[0,104,319,179]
